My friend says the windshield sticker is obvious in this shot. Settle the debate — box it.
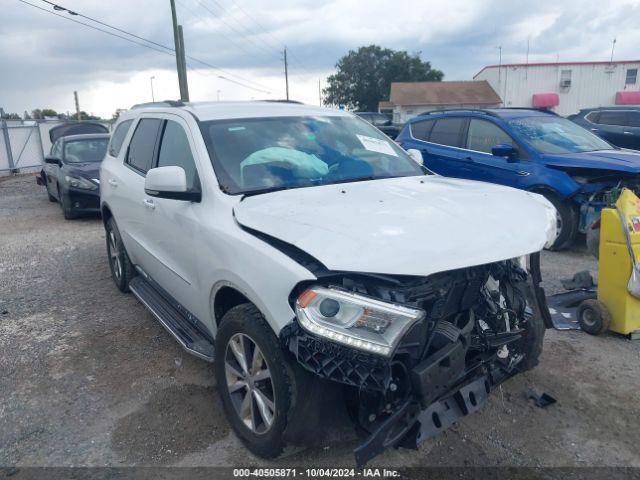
[356,135,397,157]
[228,126,246,132]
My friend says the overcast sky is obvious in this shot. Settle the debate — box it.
[2,0,640,118]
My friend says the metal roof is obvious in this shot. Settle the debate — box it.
[389,81,501,107]
[474,60,640,78]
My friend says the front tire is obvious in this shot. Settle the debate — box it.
[215,304,293,458]
[58,187,78,220]
[105,217,135,292]
[543,193,579,251]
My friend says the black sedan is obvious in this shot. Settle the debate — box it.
[568,107,640,150]
[39,133,109,219]
[354,112,401,139]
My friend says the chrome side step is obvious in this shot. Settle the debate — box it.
[129,276,215,362]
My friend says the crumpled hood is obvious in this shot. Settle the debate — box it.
[540,149,640,174]
[234,176,556,277]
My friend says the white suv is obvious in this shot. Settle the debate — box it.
[100,100,556,465]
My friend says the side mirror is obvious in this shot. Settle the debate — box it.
[44,155,61,166]
[491,144,518,160]
[406,148,424,165]
[144,166,201,202]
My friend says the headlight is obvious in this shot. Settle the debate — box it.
[65,175,98,190]
[294,286,424,357]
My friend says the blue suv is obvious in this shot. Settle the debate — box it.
[397,108,640,249]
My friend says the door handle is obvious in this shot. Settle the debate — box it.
[108,179,118,187]
[465,156,475,162]
[143,198,155,210]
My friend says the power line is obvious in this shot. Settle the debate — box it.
[25,0,271,93]
[18,0,177,57]
[194,0,281,63]
[177,0,277,70]
[224,0,317,77]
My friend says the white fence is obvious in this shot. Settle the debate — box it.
[0,120,112,176]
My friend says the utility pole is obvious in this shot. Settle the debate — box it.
[283,47,289,101]
[150,76,156,102]
[610,37,617,63]
[318,79,322,106]
[178,25,189,101]
[170,0,189,101]
[74,91,80,121]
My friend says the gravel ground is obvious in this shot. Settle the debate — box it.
[1,173,639,469]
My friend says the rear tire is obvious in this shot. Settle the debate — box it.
[105,217,135,292]
[543,193,579,251]
[215,304,293,459]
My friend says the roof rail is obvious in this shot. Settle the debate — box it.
[417,109,498,117]
[259,99,304,104]
[131,100,185,109]
[496,107,559,116]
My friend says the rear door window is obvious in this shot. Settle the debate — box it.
[597,111,627,126]
[125,118,162,174]
[627,112,640,128]
[466,119,514,153]
[156,120,200,191]
[410,120,435,141]
[429,118,465,147]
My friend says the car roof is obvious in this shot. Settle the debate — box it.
[62,133,111,142]
[121,100,351,122]
[579,106,640,112]
[409,108,555,123]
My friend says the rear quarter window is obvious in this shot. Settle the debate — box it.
[109,119,133,157]
[410,119,435,141]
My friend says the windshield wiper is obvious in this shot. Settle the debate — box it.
[240,185,304,199]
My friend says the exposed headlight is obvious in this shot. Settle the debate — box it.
[294,286,424,357]
[65,175,98,190]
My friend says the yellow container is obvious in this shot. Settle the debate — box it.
[598,189,640,336]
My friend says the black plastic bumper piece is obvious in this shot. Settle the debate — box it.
[353,375,490,468]
[282,323,391,391]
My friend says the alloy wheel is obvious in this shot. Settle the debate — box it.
[108,230,122,281]
[555,209,563,239]
[224,333,275,434]
[581,308,597,328]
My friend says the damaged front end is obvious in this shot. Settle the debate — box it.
[280,254,549,466]
[560,169,640,232]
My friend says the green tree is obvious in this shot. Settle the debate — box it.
[323,45,444,111]
[31,108,59,119]
[1,112,21,120]
[77,111,101,121]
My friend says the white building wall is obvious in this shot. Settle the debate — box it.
[475,62,640,116]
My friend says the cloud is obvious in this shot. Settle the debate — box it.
[2,0,639,117]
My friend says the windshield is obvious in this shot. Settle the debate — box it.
[64,138,109,163]
[200,115,424,195]
[508,116,613,154]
